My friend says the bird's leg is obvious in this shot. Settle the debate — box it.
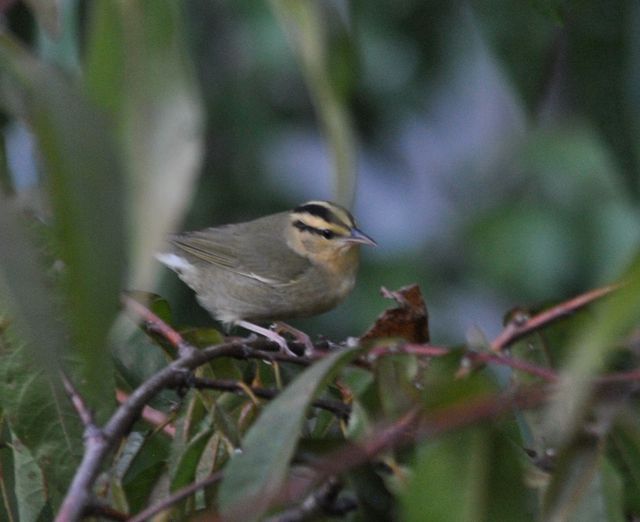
[235,320,298,357]
[272,322,314,357]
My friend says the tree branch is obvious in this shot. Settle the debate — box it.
[188,376,351,420]
[122,295,196,358]
[55,337,284,522]
[57,284,624,521]
[264,477,356,522]
[370,343,559,382]
[115,389,175,437]
[57,290,333,522]
[281,385,550,504]
[490,283,620,352]
[60,370,99,433]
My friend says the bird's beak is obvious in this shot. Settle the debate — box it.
[347,227,377,247]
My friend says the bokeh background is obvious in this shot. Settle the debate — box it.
[4,0,640,344]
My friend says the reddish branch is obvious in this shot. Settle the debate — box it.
[281,385,550,504]
[490,283,620,352]
[57,284,627,521]
[465,351,558,381]
[122,295,195,357]
[115,389,176,438]
[56,302,319,522]
[265,477,356,522]
[56,339,254,521]
[370,343,559,382]
[60,371,98,432]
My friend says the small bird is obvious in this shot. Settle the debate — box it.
[157,200,376,355]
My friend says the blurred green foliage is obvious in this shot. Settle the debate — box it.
[0,1,639,521]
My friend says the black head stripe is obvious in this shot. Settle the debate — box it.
[293,220,337,239]
[293,202,355,228]
[294,203,336,223]
[293,219,310,233]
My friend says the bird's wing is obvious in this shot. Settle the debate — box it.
[169,217,310,287]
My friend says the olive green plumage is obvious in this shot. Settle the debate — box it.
[157,200,376,351]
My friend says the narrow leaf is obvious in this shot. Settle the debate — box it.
[0,35,125,420]
[562,458,625,522]
[170,425,214,492]
[610,415,640,513]
[542,434,602,522]
[269,0,356,206]
[11,432,46,522]
[85,0,204,290]
[218,346,362,522]
[545,259,640,444]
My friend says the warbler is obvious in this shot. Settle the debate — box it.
[157,200,376,354]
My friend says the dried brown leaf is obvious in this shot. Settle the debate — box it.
[361,284,429,343]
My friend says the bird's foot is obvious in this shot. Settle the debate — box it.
[235,320,298,357]
[272,322,315,357]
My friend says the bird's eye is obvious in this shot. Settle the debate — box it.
[321,229,335,240]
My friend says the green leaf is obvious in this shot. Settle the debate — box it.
[170,421,214,492]
[0,333,82,508]
[109,432,145,513]
[599,458,625,522]
[544,258,640,444]
[0,418,18,522]
[376,355,419,417]
[349,464,395,522]
[607,415,640,514]
[11,432,46,522]
[211,402,241,450]
[542,434,602,522]
[123,435,170,514]
[558,457,625,522]
[0,35,124,420]
[269,0,356,206]
[85,0,204,290]
[218,345,362,522]
[0,204,82,505]
[401,427,530,522]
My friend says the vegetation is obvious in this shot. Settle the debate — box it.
[1,1,640,521]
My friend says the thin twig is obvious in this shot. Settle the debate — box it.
[56,340,248,522]
[54,281,627,521]
[368,343,449,358]
[491,283,620,352]
[128,471,223,522]
[231,344,316,366]
[370,343,559,382]
[60,370,97,431]
[282,385,550,503]
[123,294,318,362]
[122,295,196,358]
[281,406,423,504]
[596,369,640,384]
[264,477,356,522]
[465,351,559,382]
[189,377,351,420]
[115,389,175,438]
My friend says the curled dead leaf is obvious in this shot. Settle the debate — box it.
[361,284,429,343]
